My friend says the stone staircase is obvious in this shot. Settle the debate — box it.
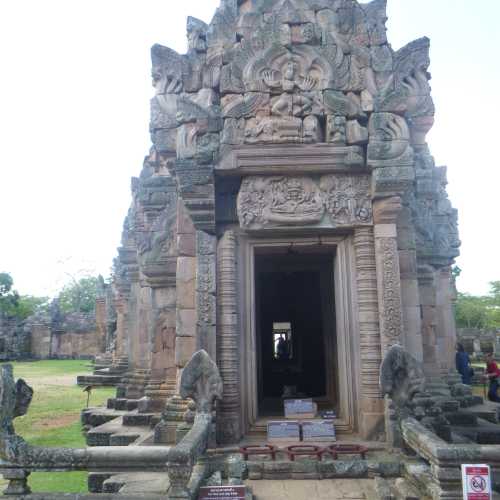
[85,414,154,447]
[77,355,129,387]
[374,475,431,500]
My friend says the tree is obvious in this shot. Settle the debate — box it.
[15,295,50,321]
[57,276,101,314]
[455,281,500,330]
[0,273,19,317]
[0,273,49,320]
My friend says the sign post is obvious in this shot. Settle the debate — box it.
[267,420,300,442]
[284,398,316,419]
[198,485,246,499]
[461,464,492,500]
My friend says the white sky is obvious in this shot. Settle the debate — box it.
[0,0,499,298]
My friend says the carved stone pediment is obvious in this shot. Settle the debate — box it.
[237,174,372,230]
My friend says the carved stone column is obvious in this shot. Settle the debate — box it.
[354,227,383,438]
[418,264,439,377]
[196,231,217,361]
[175,201,197,374]
[216,230,241,444]
[373,197,404,355]
[436,267,458,374]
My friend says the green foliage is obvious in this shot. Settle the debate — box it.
[0,272,14,295]
[14,295,50,320]
[0,272,20,316]
[455,281,500,330]
[58,276,101,314]
[0,272,49,320]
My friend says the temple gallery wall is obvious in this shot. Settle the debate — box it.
[7,3,500,500]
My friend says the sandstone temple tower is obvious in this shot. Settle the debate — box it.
[110,0,460,445]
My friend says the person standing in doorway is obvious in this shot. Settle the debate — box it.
[484,352,500,403]
[455,343,472,385]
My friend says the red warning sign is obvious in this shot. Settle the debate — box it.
[461,465,492,500]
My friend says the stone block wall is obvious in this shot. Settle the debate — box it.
[0,315,30,361]
[457,328,500,358]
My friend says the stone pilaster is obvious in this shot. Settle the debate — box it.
[216,230,241,444]
[435,267,458,374]
[196,231,217,361]
[397,203,423,362]
[354,227,384,439]
[373,197,404,355]
[175,201,197,374]
[418,264,439,377]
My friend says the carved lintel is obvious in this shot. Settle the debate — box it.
[237,174,372,230]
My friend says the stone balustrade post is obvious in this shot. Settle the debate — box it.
[1,470,31,496]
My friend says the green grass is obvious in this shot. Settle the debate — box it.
[0,359,115,494]
[7,359,93,378]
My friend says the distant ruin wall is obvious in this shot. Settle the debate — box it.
[0,311,106,360]
[0,315,30,361]
[457,328,500,357]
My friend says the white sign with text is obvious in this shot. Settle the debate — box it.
[461,464,492,500]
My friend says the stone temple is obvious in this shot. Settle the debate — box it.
[109,0,460,443]
[5,1,500,499]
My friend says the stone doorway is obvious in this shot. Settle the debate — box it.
[254,251,337,417]
[237,235,359,437]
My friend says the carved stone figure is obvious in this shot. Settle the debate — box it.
[179,349,223,414]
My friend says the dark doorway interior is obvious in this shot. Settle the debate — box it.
[255,250,337,416]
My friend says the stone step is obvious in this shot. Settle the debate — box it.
[394,478,424,500]
[102,472,170,495]
[86,415,152,447]
[88,472,112,493]
[452,417,500,444]
[444,411,478,426]
[77,374,123,387]
[122,412,155,427]
[374,477,397,500]
[109,432,141,446]
[461,401,500,424]
[81,407,127,428]
[108,398,140,411]
[458,395,484,408]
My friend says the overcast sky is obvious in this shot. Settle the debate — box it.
[0,0,499,298]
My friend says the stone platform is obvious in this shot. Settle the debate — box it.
[247,479,376,500]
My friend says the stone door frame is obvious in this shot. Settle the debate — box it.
[237,233,360,435]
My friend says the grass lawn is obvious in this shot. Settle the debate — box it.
[0,359,115,494]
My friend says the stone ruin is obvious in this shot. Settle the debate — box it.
[458,328,500,359]
[0,283,116,362]
[104,0,460,444]
[2,1,498,499]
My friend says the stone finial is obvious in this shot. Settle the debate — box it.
[0,364,33,436]
[179,350,223,413]
[187,17,208,54]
